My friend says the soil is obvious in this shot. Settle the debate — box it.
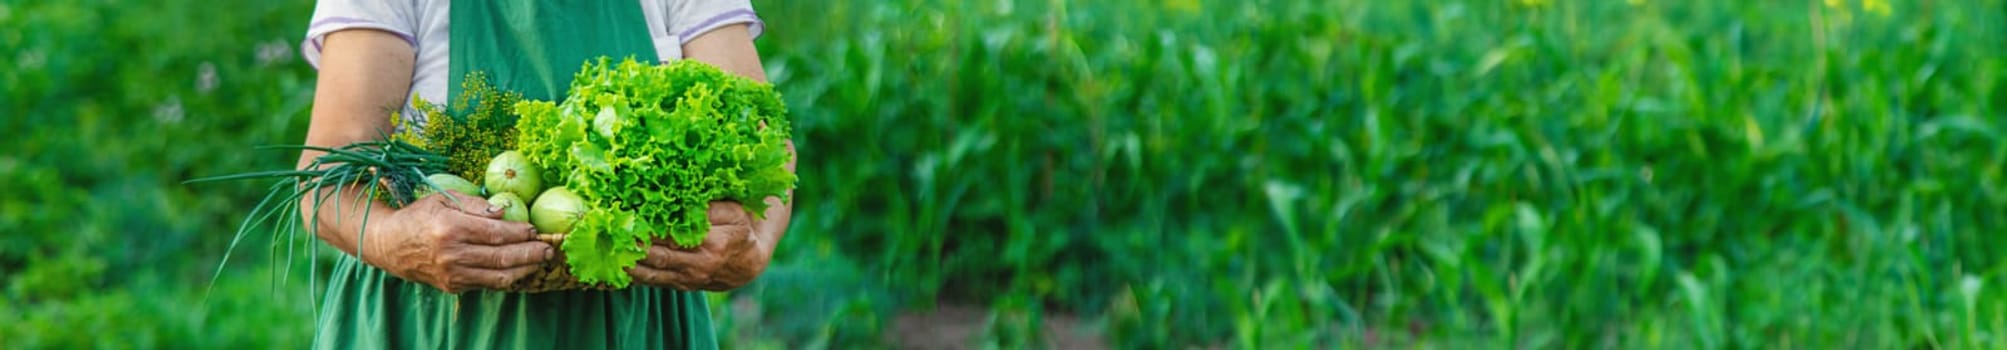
[888,303,1107,349]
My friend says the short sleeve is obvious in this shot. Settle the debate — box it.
[300,0,420,69]
[667,0,765,44]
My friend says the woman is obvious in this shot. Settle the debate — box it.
[295,0,792,348]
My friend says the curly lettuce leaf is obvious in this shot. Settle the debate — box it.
[518,57,795,283]
[561,208,651,287]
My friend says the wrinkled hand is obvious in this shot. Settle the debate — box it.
[365,190,555,293]
[630,201,771,291]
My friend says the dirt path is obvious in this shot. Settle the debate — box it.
[888,303,1107,349]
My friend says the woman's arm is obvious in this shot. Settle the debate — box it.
[303,29,554,293]
[681,24,769,82]
[629,23,795,291]
[298,30,415,254]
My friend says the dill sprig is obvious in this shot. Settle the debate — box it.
[394,71,524,181]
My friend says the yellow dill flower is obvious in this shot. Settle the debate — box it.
[393,72,525,180]
[1861,0,1891,16]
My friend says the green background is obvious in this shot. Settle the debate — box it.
[7,0,2007,348]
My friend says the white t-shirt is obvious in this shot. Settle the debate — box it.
[300,0,763,120]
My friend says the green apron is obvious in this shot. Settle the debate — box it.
[314,1,718,348]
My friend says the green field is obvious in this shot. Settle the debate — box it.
[8,0,2007,348]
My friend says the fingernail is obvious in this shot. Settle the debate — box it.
[487,207,501,214]
[545,246,555,259]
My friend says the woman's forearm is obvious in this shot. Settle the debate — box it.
[298,28,418,260]
[299,184,399,259]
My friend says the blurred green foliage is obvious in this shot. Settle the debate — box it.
[2,0,319,347]
[11,0,2007,348]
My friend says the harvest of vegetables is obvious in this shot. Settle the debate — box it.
[190,57,794,291]
[516,57,795,287]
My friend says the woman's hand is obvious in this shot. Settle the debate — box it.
[629,201,773,291]
[362,190,556,293]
